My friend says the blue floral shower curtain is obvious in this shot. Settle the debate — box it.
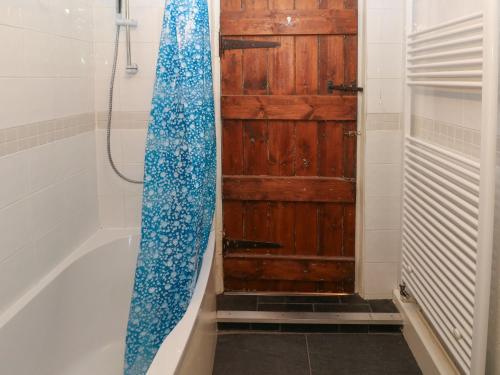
[124,1,216,374]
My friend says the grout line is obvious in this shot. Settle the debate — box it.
[305,334,313,375]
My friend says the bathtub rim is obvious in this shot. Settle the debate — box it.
[146,229,215,375]
[0,226,216,375]
[0,228,140,330]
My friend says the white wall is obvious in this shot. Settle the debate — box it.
[0,0,99,313]
[92,0,163,228]
[360,0,405,299]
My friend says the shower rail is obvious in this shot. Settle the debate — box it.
[402,1,499,374]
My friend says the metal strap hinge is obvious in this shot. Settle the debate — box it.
[219,33,281,57]
[223,238,282,252]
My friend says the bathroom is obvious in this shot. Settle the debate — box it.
[0,0,499,374]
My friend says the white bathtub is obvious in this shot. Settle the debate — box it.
[0,229,217,375]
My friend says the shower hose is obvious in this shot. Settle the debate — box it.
[106,26,144,185]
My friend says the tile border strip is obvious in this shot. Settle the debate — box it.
[0,113,94,157]
[411,114,481,159]
[96,111,150,129]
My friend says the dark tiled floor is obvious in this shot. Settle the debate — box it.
[213,333,422,375]
[216,293,399,314]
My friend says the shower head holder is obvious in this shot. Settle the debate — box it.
[115,16,138,27]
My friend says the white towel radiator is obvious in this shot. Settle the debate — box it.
[401,1,499,374]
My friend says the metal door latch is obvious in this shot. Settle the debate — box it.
[327,81,364,93]
[344,130,361,137]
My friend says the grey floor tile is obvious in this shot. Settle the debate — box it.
[258,303,314,312]
[285,296,340,304]
[217,294,258,311]
[368,299,399,313]
[339,294,367,304]
[314,303,371,313]
[307,334,422,375]
[213,334,310,375]
[257,295,286,303]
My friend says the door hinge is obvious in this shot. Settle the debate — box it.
[223,238,282,252]
[219,33,281,57]
[344,130,361,137]
[327,81,364,94]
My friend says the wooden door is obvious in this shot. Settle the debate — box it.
[221,0,358,293]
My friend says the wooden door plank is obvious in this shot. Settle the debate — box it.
[222,95,357,120]
[296,36,318,94]
[223,176,355,202]
[225,253,355,261]
[224,257,355,282]
[222,0,242,11]
[242,37,269,95]
[243,121,269,174]
[343,121,357,178]
[344,0,357,10]
[268,120,295,175]
[319,36,345,94]
[344,35,358,84]
[343,203,356,257]
[319,122,344,177]
[295,0,318,9]
[243,0,269,10]
[269,0,294,10]
[244,201,270,241]
[269,202,295,255]
[319,204,344,256]
[223,201,244,239]
[294,203,318,255]
[268,36,295,95]
[295,121,318,176]
[221,49,243,94]
[319,0,345,9]
[221,9,357,35]
[222,120,244,174]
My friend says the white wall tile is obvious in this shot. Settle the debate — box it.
[0,244,39,313]
[366,78,403,113]
[363,262,399,297]
[124,194,142,227]
[120,129,147,164]
[98,194,125,227]
[364,230,401,263]
[0,26,24,77]
[365,196,401,230]
[366,43,403,79]
[0,0,99,314]
[365,131,403,164]
[365,163,402,197]
[0,1,23,27]
[0,152,30,209]
[0,198,32,262]
[30,184,66,241]
[29,143,61,193]
[366,8,404,44]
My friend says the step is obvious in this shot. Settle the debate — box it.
[217,310,403,325]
